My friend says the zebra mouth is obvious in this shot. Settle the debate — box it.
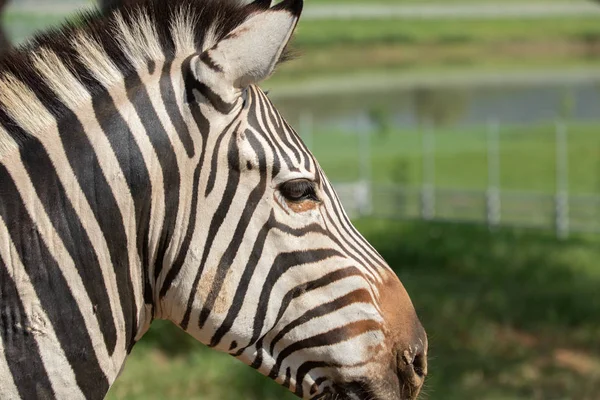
[311,381,375,400]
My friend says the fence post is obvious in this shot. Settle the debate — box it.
[555,121,570,239]
[421,124,436,220]
[486,120,501,229]
[299,112,313,150]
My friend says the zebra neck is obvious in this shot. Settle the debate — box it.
[0,142,150,398]
[0,66,181,399]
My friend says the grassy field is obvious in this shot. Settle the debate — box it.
[308,122,600,194]
[1,7,597,399]
[107,219,600,400]
[295,17,600,48]
[276,15,600,79]
[4,11,600,78]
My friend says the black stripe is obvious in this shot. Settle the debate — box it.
[200,51,223,73]
[204,120,239,197]
[313,207,382,279]
[55,108,136,356]
[159,75,212,298]
[159,160,202,298]
[237,248,341,362]
[199,158,267,330]
[0,163,109,399]
[320,173,384,265]
[19,137,118,356]
[212,214,274,350]
[251,89,298,173]
[322,181,384,270]
[246,89,281,177]
[282,116,313,172]
[321,183,380,271]
[268,266,363,354]
[299,361,336,399]
[193,81,236,114]
[159,61,195,158]
[123,72,181,284]
[179,129,241,330]
[0,118,32,149]
[261,91,303,165]
[273,320,381,397]
[0,251,55,399]
[274,323,371,372]
[206,130,269,345]
[268,289,373,355]
[228,222,334,359]
[92,86,154,317]
[283,367,292,390]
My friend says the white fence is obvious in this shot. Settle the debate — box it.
[315,120,600,239]
[335,183,600,238]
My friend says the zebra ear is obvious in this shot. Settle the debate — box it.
[250,0,272,10]
[196,0,302,93]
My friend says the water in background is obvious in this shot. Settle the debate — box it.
[273,77,600,131]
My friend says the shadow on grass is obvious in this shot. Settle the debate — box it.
[354,219,600,400]
[125,220,600,400]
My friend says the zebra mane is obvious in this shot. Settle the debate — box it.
[0,0,277,159]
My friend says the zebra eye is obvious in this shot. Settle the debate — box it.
[279,179,319,203]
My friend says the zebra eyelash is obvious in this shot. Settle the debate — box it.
[279,179,320,203]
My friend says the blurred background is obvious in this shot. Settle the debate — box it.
[4,0,600,398]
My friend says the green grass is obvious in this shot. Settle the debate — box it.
[4,11,600,77]
[108,220,600,400]
[355,219,600,400]
[3,12,69,43]
[107,323,296,400]
[295,17,600,49]
[307,122,600,194]
[277,16,600,79]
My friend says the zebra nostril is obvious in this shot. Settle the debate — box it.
[398,346,427,387]
[412,351,427,378]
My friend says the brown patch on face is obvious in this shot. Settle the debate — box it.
[366,342,385,361]
[363,272,427,399]
[286,199,320,213]
[377,271,426,356]
[273,192,320,214]
[196,265,231,315]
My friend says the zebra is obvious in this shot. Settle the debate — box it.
[0,0,427,399]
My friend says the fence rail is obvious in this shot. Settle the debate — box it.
[303,119,600,239]
[335,182,600,237]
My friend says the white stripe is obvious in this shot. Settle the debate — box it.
[249,89,290,176]
[17,57,131,367]
[113,11,164,70]
[141,62,200,296]
[166,113,238,330]
[32,51,141,362]
[74,35,165,301]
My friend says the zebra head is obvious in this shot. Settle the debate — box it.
[155,0,428,398]
[0,0,426,398]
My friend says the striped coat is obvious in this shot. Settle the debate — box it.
[0,1,427,399]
